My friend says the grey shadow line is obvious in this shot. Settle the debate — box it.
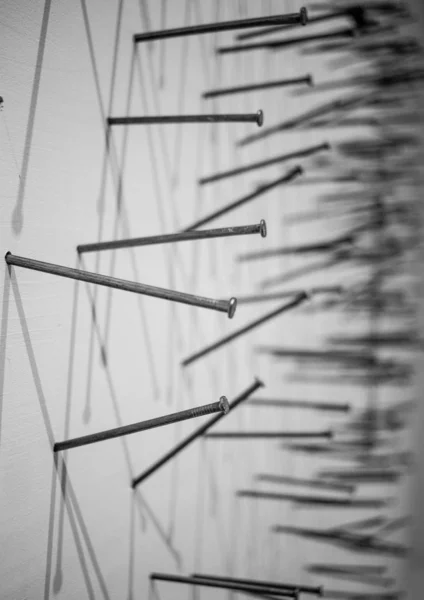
[52,270,81,588]
[43,456,58,600]
[133,489,183,569]
[127,495,136,600]
[0,267,11,450]
[9,269,54,446]
[12,0,52,235]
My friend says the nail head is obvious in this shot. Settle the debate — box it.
[260,219,267,238]
[219,396,230,414]
[300,7,308,25]
[228,297,237,319]
[256,110,264,127]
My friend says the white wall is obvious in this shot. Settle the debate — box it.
[0,1,414,599]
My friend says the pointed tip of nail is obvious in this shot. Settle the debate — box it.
[260,219,267,238]
[228,297,237,318]
[256,110,264,127]
[219,396,230,414]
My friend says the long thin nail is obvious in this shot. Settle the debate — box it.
[237,491,386,508]
[134,9,307,42]
[317,469,401,484]
[182,293,308,367]
[191,574,321,597]
[107,111,263,127]
[217,28,355,54]
[237,234,354,262]
[184,166,302,231]
[5,252,237,318]
[150,573,299,598]
[248,398,350,412]
[199,143,327,185]
[202,76,312,99]
[54,398,229,452]
[235,8,365,41]
[77,221,267,254]
[131,378,263,487]
[204,431,332,440]
[255,474,354,494]
[237,286,343,305]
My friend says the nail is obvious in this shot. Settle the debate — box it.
[248,398,350,412]
[77,221,267,254]
[184,166,302,234]
[236,8,355,41]
[255,474,354,494]
[131,378,264,487]
[5,252,236,318]
[182,293,308,367]
[134,9,307,42]
[108,111,263,127]
[150,573,298,598]
[54,398,229,452]
[238,491,386,508]
[237,285,343,305]
[191,574,322,597]
[202,76,312,99]
[204,430,332,440]
[237,93,366,147]
[237,234,354,262]
[317,469,401,483]
[199,143,328,185]
[256,346,376,367]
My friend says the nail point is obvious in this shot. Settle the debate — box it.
[260,219,267,238]
[219,396,230,414]
[228,297,237,319]
[256,110,264,127]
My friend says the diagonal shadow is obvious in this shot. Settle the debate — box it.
[0,267,11,450]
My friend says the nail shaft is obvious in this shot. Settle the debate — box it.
[150,573,298,598]
[217,28,355,54]
[237,234,354,261]
[131,378,263,487]
[237,491,386,508]
[5,253,236,318]
[202,76,312,99]
[256,474,354,494]
[237,286,343,305]
[77,221,267,254]
[249,399,350,412]
[107,111,263,127]
[199,143,327,185]
[134,9,307,42]
[185,166,302,233]
[204,430,332,439]
[182,293,308,367]
[191,574,322,597]
[54,398,229,452]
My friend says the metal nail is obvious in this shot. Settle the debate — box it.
[5,252,237,318]
[54,398,229,452]
[131,378,264,487]
[107,111,263,127]
[191,574,322,597]
[133,9,307,42]
[182,293,308,367]
[202,76,312,99]
[184,166,302,232]
[248,398,350,412]
[204,430,332,440]
[77,221,267,254]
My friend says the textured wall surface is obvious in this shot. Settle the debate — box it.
[0,1,416,599]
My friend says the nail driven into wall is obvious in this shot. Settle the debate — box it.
[150,573,299,598]
[182,292,308,367]
[248,398,350,412]
[199,143,328,185]
[237,491,387,509]
[203,430,333,440]
[77,221,267,254]
[107,111,263,127]
[237,285,343,305]
[54,398,229,452]
[255,474,355,494]
[131,378,263,488]
[4,252,237,318]
[184,166,303,231]
[202,75,313,99]
[133,8,308,42]
[237,234,355,262]
[190,574,322,597]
